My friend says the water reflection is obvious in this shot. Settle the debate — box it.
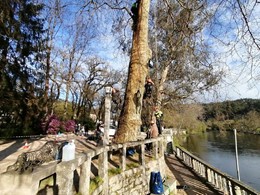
[181,131,260,191]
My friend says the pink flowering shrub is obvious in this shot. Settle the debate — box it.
[47,118,61,134]
[42,115,76,134]
[64,120,76,133]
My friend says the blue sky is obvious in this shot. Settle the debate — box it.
[197,1,260,102]
[48,0,260,103]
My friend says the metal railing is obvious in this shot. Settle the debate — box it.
[175,146,259,195]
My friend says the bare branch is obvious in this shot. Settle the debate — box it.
[236,0,260,50]
[175,0,205,11]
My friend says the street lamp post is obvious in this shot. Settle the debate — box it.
[104,86,112,145]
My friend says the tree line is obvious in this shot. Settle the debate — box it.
[0,0,124,136]
[162,98,260,134]
[203,99,260,133]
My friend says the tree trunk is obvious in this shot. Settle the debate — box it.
[44,46,51,115]
[114,0,151,143]
[156,64,170,108]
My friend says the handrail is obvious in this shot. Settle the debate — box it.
[175,146,259,195]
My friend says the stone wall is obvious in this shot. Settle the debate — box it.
[108,157,166,195]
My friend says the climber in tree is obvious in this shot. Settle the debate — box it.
[144,77,154,99]
[131,0,140,30]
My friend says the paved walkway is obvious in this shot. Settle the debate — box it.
[0,134,93,174]
[165,154,222,195]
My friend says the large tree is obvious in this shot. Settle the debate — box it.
[149,0,222,107]
[0,0,46,135]
[113,0,152,143]
[113,0,223,143]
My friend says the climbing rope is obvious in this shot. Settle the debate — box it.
[154,0,159,70]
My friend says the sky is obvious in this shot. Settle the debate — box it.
[198,77,260,103]
[196,1,260,102]
[56,0,260,103]
[101,36,260,103]
[98,39,260,104]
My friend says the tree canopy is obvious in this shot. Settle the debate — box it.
[0,0,46,135]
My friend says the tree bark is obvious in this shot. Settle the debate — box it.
[114,0,151,143]
[156,64,170,108]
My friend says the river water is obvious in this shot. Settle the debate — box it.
[180,131,260,191]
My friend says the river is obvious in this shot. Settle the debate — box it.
[180,130,260,191]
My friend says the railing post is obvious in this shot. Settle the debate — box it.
[176,147,180,158]
[223,178,228,194]
[98,147,109,194]
[215,173,219,188]
[202,164,206,177]
[139,143,145,166]
[234,185,242,195]
[158,138,164,157]
[228,180,234,195]
[212,171,216,185]
[121,145,126,171]
[183,152,186,163]
[205,167,209,182]
[153,140,158,159]
[79,156,92,195]
[56,161,75,195]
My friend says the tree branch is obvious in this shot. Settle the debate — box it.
[236,0,260,50]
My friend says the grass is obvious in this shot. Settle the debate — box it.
[108,167,122,177]
[89,176,103,194]
[126,162,139,170]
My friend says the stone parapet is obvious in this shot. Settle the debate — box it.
[0,136,176,195]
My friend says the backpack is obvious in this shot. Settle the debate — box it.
[126,147,136,156]
[150,171,164,194]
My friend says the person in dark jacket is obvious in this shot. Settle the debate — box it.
[144,78,154,99]
[131,0,140,30]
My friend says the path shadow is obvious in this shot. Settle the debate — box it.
[77,139,96,151]
[0,140,24,161]
[108,156,120,168]
[165,155,187,185]
[91,162,98,177]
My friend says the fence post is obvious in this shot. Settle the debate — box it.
[139,143,145,166]
[159,138,164,156]
[121,145,126,171]
[153,140,158,159]
[56,161,75,195]
[98,148,109,194]
[79,156,92,194]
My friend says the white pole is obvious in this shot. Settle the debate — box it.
[104,87,112,145]
[234,129,241,181]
